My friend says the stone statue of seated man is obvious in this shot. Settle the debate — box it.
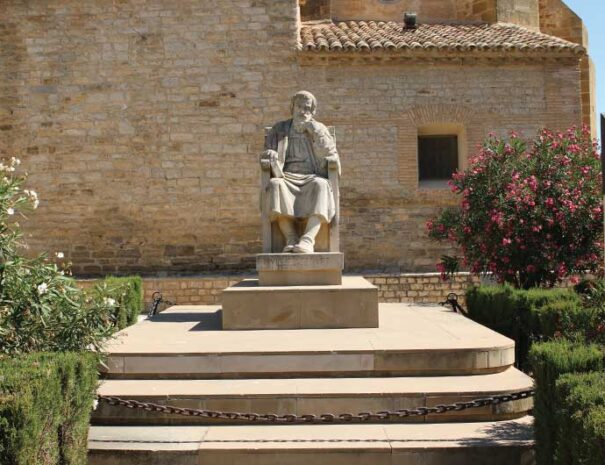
[261,91,341,253]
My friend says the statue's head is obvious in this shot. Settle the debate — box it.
[290,91,317,123]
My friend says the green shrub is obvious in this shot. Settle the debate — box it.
[94,276,143,330]
[467,284,518,338]
[580,406,605,465]
[467,285,585,368]
[529,340,604,465]
[0,352,99,465]
[555,372,605,465]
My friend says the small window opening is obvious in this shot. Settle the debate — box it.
[418,135,458,186]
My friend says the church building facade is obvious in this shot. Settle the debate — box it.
[0,0,595,277]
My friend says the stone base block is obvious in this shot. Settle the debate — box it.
[222,276,378,330]
[256,252,343,286]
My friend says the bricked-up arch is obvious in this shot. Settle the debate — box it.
[398,105,472,189]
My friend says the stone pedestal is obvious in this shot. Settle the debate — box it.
[222,276,378,330]
[256,252,343,286]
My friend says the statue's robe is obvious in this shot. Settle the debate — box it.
[264,119,340,224]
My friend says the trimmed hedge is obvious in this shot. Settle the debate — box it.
[467,285,584,368]
[529,340,604,465]
[0,352,98,465]
[94,276,143,330]
[556,372,605,465]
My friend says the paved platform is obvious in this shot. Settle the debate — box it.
[101,303,515,378]
[88,417,534,465]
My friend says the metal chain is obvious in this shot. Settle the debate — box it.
[97,389,534,424]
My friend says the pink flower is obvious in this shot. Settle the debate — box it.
[555,263,568,278]
[502,238,512,246]
[426,220,434,232]
[526,265,537,273]
[545,198,555,208]
[570,276,580,285]
[436,263,446,273]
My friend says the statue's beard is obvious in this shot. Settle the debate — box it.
[292,117,311,133]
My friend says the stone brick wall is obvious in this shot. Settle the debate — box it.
[300,0,331,21]
[455,0,498,22]
[78,272,481,307]
[0,0,585,277]
[365,273,481,305]
[538,0,595,131]
[497,0,539,30]
[331,0,458,22]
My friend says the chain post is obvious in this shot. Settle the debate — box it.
[439,293,468,315]
[147,291,175,318]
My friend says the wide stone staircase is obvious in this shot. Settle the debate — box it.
[88,282,535,464]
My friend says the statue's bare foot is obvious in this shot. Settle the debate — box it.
[293,236,314,254]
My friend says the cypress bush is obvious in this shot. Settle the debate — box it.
[96,276,144,330]
[466,284,518,338]
[467,285,583,368]
[0,352,98,465]
[580,406,605,465]
[529,340,604,465]
[555,372,605,465]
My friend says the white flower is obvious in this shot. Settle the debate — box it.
[55,252,64,259]
[7,208,14,215]
[37,283,48,295]
[93,399,99,410]
[10,157,20,166]
[103,297,117,306]
[33,199,39,209]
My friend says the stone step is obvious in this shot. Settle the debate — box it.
[101,304,515,379]
[88,417,534,465]
[92,367,533,425]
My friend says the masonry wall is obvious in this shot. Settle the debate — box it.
[538,0,595,131]
[79,272,481,307]
[0,0,584,276]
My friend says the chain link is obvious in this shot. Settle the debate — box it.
[97,389,534,424]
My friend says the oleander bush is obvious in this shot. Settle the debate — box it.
[0,157,143,465]
[555,372,605,465]
[428,126,603,288]
[0,157,140,355]
[0,352,99,465]
[529,340,604,465]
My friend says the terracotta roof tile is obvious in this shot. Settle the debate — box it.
[299,21,585,56]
